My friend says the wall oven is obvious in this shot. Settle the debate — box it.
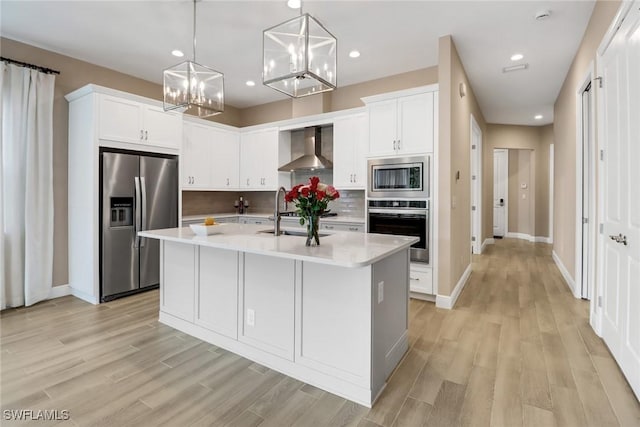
[367,155,431,264]
[368,200,429,264]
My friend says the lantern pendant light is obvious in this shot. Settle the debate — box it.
[263,1,337,98]
[163,0,224,117]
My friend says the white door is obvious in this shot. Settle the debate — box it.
[471,116,482,253]
[493,149,508,237]
[599,2,640,399]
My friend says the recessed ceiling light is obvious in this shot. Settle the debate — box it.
[510,53,524,61]
[171,49,184,57]
[534,114,543,120]
[349,50,361,58]
[246,80,256,87]
[287,0,301,9]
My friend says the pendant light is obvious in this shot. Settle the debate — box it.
[163,0,224,117]
[263,0,337,98]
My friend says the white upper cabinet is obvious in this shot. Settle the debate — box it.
[240,128,281,190]
[333,113,367,189]
[365,89,436,157]
[182,122,213,189]
[210,127,240,189]
[99,95,182,149]
[182,121,240,190]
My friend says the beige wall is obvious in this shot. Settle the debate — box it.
[483,124,552,240]
[552,0,620,279]
[240,67,438,127]
[438,35,487,297]
[1,37,241,287]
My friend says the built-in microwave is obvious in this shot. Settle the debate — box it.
[367,156,430,199]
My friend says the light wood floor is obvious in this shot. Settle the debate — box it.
[2,239,639,426]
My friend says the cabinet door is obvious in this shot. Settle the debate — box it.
[197,247,238,338]
[240,132,260,189]
[409,264,433,295]
[397,92,434,154]
[182,123,212,188]
[367,100,397,156]
[257,128,279,189]
[161,241,195,322]
[210,128,240,189]
[333,116,356,189]
[144,105,182,149]
[99,95,143,143]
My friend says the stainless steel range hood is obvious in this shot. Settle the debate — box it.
[278,127,333,172]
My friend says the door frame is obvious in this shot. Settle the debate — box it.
[470,114,482,254]
[574,63,598,301]
[549,144,554,244]
[493,148,509,237]
[592,0,634,335]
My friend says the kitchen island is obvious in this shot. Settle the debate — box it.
[139,224,418,407]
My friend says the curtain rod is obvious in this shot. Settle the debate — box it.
[1,56,60,75]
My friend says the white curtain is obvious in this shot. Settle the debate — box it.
[0,63,55,309]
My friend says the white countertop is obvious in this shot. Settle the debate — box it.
[139,224,416,268]
[182,213,366,224]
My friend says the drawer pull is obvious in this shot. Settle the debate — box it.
[410,277,420,281]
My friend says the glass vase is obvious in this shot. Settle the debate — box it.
[305,215,320,246]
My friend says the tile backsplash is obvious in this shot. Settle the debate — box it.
[182,188,365,218]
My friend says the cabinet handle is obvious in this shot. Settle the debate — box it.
[226,178,230,186]
[324,225,334,230]
[145,130,148,140]
[140,129,144,140]
[247,178,250,186]
[349,174,353,183]
[353,173,356,183]
[397,139,400,150]
[349,227,359,231]
[410,276,420,281]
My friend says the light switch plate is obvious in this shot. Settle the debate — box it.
[247,309,255,327]
[378,281,384,303]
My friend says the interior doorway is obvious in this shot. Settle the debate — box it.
[493,149,508,237]
[577,77,596,300]
[470,115,482,253]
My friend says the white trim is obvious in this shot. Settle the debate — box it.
[435,264,471,310]
[431,91,439,296]
[470,114,482,254]
[360,84,439,105]
[48,284,71,300]
[481,238,495,252]
[409,292,436,302]
[505,232,551,243]
[597,1,634,55]
[552,250,578,298]
[549,144,554,244]
[70,287,99,305]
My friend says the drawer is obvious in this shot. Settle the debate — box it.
[321,223,364,233]
[409,265,433,295]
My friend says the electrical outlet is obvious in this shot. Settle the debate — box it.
[247,309,255,327]
[378,281,384,303]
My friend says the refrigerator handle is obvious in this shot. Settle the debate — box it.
[134,176,141,249]
[140,176,147,247]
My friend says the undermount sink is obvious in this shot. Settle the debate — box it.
[258,229,329,238]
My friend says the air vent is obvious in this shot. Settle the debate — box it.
[502,64,529,73]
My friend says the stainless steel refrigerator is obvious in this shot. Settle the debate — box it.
[100,149,178,302]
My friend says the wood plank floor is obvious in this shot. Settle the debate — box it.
[2,239,639,426]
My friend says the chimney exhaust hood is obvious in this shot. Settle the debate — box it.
[278,127,332,172]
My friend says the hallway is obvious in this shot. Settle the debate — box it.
[1,239,639,426]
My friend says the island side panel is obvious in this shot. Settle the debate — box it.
[239,253,296,361]
[295,261,372,389]
[161,241,196,322]
[371,249,410,398]
[197,247,239,339]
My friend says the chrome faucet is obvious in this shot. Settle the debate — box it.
[274,187,287,236]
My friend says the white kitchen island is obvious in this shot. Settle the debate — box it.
[139,224,418,407]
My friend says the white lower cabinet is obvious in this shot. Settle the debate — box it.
[239,253,295,360]
[409,263,433,295]
[161,242,196,322]
[196,247,238,339]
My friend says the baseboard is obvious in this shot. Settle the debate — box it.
[552,250,577,297]
[70,287,99,305]
[48,284,71,300]
[410,292,435,302]
[481,238,495,252]
[435,263,471,310]
[505,232,551,244]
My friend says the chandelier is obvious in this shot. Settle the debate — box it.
[163,0,224,117]
[263,2,337,98]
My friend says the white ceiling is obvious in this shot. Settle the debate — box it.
[1,0,596,126]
